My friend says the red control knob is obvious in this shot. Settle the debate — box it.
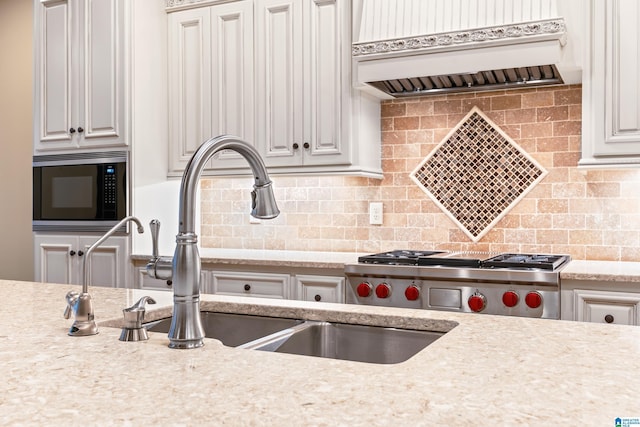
[502,291,519,308]
[525,291,543,309]
[356,282,372,298]
[375,283,391,299]
[405,285,420,301]
[468,293,487,312]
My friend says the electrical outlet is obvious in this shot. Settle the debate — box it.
[369,202,383,225]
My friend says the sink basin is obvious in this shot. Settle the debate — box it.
[145,312,303,347]
[244,321,444,364]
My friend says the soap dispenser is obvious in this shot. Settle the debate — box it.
[119,296,156,342]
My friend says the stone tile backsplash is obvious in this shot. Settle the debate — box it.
[200,84,640,261]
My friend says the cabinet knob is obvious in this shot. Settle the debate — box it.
[292,143,299,150]
[314,294,321,302]
[166,280,172,287]
[78,250,84,257]
[303,142,310,149]
[69,128,76,134]
[77,127,84,133]
[69,250,76,256]
[244,284,251,292]
[604,314,614,323]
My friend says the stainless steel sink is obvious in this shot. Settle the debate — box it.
[145,312,303,347]
[146,312,448,363]
[242,321,444,364]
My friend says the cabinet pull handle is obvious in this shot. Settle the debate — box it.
[244,284,251,292]
[69,128,76,134]
[69,250,76,256]
[292,143,299,150]
[77,250,84,257]
[303,142,310,149]
[314,294,321,302]
[604,314,614,323]
[77,127,84,133]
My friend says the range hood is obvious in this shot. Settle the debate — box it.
[352,0,582,98]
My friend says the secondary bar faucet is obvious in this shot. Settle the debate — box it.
[64,216,145,336]
[154,135,279,349]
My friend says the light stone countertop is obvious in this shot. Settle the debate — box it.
[131,248,364,269]
[561,259,640,283]
[3,279,640,426]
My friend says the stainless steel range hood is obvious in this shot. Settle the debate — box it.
[352,0,583,98]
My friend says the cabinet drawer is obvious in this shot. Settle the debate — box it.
[574,289,640,325]
[208,271,290,299]
[294,275,345,303]
[137,268,173,292]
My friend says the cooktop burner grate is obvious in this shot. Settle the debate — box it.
[357,250,445,265]
[482,253,569,270]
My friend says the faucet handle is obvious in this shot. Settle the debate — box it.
[150,219,160,258]
[64,291,79,319]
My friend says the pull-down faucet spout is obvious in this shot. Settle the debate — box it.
[168,135,280,349]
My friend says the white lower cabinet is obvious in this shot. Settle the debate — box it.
[206,270,291,299]
[129,260,347,302]
[136,268,174,292]
[201,269,345,302]
[294,275,345,303]
[573,289,640,325]
[34,234,128,288]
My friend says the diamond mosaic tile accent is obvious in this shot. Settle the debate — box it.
[410,106,547,242]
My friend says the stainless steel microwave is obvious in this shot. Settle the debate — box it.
[33,151,128,232]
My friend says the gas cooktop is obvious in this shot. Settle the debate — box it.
[347,250,572,319]
[357,250,570,271]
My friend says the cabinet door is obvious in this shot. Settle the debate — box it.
[208,0,256,170]
[76,0,127,149]
[303,0,349,166]
[255,0,304,167]
[208,270,290,299]
[34,0,74,151]
[78,236,127,288]
[34,234,77,284]
[168,1,255,174]
[33,0,127,152]
[574,289,640,325]
[581,0,640,166]
[294,274,345,303]
[168,7,212,173]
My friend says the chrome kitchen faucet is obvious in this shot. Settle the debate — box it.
[147,135,280,349]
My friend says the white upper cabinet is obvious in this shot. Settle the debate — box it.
[168,1,255,173]
[166,0,382,178]
[33,0,127,153]
[254,0,304,167]
[581,0,640,167]
[255,0,349,168]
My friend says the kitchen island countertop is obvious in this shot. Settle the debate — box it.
[2,279,640,426]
